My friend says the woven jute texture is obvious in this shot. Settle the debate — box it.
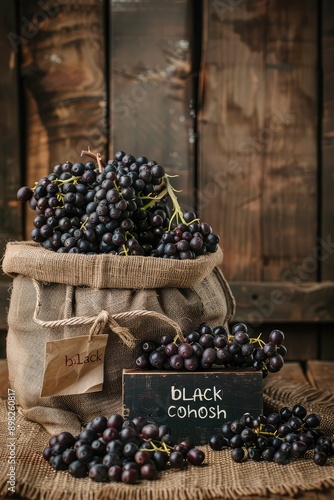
[2,242,224,289]
[3,242,235,436]
[0,380,334,500]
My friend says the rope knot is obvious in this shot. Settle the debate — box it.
[88,310,135,348]
[32,281,184,348]
[108,317,136,348]
[88,310,109,341]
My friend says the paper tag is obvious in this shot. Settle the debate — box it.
[41,334,108,397]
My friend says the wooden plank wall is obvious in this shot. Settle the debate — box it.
[321,0,334,358]
[263,1,318,282]
[0,0,333,360]
[198,0,266,282]
[0,1,22,355]
[198,0,333,358]
[20,0,107,235]
[110,0,194,208]
[199,1,320,294]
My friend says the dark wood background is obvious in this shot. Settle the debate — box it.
[0,0,333,360]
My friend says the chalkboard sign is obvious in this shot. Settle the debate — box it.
[122,369,263,445]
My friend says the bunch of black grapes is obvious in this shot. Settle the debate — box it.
[209,403,333,467]
[136,322,287,378]
[43,413,205,484]
[17,150,219,258]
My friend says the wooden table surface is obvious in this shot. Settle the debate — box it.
[1,359,334,500]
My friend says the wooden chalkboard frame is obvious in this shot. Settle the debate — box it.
[123,368,263,445]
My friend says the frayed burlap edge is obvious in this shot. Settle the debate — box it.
[2,241,224,289]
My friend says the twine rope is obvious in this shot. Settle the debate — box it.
[32,280,184,348]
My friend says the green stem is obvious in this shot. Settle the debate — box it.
[57,192,65,201]
[125,231,136,239]
[138,174,188,230]
[255,425,281,439]
[249,333,266,348]
[140,187,168,211]
[122,244,129,256]
[139,439,173,455]
[80,217,89,230]
[161,441,172,455]
[164,175,186,230]
[53,175,81,186]
[113,180,121,193]
[187,218,200,225]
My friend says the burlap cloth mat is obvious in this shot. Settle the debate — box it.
[1,379,334,500]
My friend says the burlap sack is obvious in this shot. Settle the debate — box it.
[2,242,235,436]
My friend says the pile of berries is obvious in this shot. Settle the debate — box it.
[136,322,287,378]
[209,403,334,466]
[43,413,205,484]
[17,149,219,258]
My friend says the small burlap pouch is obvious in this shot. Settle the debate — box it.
[2,241,235,436]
